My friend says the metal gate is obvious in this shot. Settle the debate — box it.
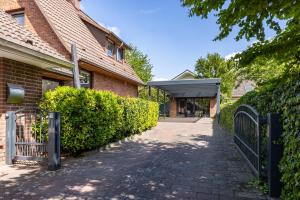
[6,108,61,170]
[234,104,283,198]
[233,104,266,178]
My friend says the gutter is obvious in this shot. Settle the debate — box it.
[0,38,73,69]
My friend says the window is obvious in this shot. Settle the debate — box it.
[11,12,25,26]
[42,79,61,94]
[107,41,114,57]
[80,70,92,88]
[244,84,254,92]
[117,48,124,61]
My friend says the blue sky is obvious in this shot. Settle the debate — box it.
[81,0,278,80]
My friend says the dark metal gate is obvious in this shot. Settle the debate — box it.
[6,108,61,170]
[234,104,283,198]
[233,104,266,177]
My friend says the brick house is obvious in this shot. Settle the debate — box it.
[0,0,143,165]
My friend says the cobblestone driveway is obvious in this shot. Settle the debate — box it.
[0,118,266,200]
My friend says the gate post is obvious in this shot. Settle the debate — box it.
[48,112,61,171]
[5,112,16,165]
[267,113,283,198]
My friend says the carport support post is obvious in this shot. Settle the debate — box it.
[148,86,152,100]
[163,91,166,117]
[216,84,221,123]
[157,89,160,103]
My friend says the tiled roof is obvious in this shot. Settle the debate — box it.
[35,0,143,84]
[0,9,69,62]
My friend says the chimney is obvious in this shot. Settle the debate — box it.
[68,0,81,10]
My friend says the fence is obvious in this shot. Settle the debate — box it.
[6,108,61,171]
[234,104,283,198]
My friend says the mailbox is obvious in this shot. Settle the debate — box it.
[7,83,25,104]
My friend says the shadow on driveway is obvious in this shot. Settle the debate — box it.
[0,118,266,200]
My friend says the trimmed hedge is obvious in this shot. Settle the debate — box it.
[220,76,300,199]
[40,86,159,155]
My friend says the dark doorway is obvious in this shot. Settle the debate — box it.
[177,98,210,117]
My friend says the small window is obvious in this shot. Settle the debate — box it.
[11,12,25,26]
[42,79,61,94]
[244,84,254,92]
[107,41,114,57]
[80,70,92,88]
[117,48,124,61]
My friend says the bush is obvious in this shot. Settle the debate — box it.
[219,75,300,199]
[40,86,159,156]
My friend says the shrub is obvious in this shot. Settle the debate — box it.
[40,86,159,156]
[219,75,300,199]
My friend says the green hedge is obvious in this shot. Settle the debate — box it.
[220,76,300,199]
[40,86,159,155]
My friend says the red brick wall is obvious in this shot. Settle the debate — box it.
[0,0,70,60]
[169,98,177,117]
[93,72,138,97]
[210,97,217,118]
[0,58,44,165]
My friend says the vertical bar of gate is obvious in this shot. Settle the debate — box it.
[257,116,262,179]
[48,112,61,171]
[6,112,16,165]
[267,113,283,198]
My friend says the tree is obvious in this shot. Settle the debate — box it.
[181,0,300,77]
[126,45,153,83]
[195,53,237,100]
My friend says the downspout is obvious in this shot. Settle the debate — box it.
[71,44,81,89]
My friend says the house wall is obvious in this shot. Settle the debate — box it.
[93,72,138,97]
[210,97,217,118]
[169,99,177,117]
[0,0,71,60]
[0,58,43,165]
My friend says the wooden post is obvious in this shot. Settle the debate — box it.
[71,44,81,89]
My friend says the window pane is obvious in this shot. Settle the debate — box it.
[107,42,114,56]
[80,70,91,88]
[12,13,25,26]
[42,79,60,94]
[117,48,124,61]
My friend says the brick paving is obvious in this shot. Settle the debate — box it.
[0,118,266,200]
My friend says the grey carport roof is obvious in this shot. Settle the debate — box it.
[148,78,221,98]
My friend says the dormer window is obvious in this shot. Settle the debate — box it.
[117,48,124,61]
[107,41,114,57]
[11,11,25,26]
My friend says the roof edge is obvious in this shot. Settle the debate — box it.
[79,58,144,85]
[0,38,73,69]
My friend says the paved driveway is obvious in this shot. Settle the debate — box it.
[0,118,265,200]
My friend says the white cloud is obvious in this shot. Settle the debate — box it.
[98,22,121,37]
[107,26,121,37]
[140,8,161,14]
[152,77,168,81]
[225,52,239,60]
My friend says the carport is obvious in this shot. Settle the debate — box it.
[147,78,221,119]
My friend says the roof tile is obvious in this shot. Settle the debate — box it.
[35,0,143,84]
[0,9,68,62]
